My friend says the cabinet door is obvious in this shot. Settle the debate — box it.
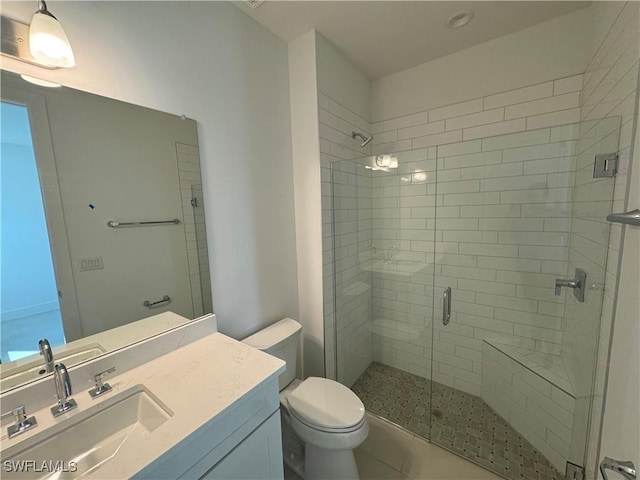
[200,411,284,480]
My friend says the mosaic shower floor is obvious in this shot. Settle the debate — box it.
[351,362,565,480]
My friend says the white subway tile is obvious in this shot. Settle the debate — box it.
[479,218,544,232]
[444,150,502,169]
[460,205,521,218]
[443,192,501,206]
[494,309,561,330]
[502,140,576,162]
[412,130,463,149]
[550,124,580,142]
[429,98,483,122]
[553,74,584,95]
[483,129,550,151]
[398,121,445,140]
[481,174,547,192]
[484,82,553,109]
[519,245,569,261]
[459,243,519,258]
[461,162,523,180]
[500,188,573,204]
[457,279,516,296]
[446,108,505,131]
[477,257,541,273]
[476,293,538,313]
[383,111,429,131]
[437,140,482,157]
[521,203,572,217]
[464,119,526,141]
[371,129,398,145]
[505,92,580,120]
[442,231,498,243]
[372,139,412,155]
[499,232,568,247]
[546,172,575,188]
[527,108,581,130]
[523,156,575,175]
[436,179,480,194]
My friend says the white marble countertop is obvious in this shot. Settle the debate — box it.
[0,332,285,479]
[0,311,193,391]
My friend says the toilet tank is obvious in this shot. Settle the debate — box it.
[242,318,302,391]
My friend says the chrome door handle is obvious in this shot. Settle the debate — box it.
[600,457,636,480]
[443,287,451,326]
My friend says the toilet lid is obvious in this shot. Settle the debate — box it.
[287,377,365,429]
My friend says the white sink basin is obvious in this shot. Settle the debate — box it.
[1,386,172,479]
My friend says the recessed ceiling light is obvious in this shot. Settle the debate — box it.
[446,11,474,29]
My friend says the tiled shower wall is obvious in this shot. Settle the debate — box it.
[578,2,640,476]
[176,143,212,317]
[367,74,584,395]
[318,92,373,385]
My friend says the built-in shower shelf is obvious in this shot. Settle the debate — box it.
[484,339,574,396]
[481,340,577,472]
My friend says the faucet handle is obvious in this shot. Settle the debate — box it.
[1,405,37,438]
[89,367,116,398]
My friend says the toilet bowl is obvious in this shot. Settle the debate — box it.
[243,319,369,480]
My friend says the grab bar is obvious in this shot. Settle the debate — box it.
[143,295,171,308]
[107,219,180,228]
[606,209,640,227]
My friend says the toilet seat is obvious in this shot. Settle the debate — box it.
[286,377,365,432]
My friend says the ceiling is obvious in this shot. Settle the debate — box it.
[235,1,591,80]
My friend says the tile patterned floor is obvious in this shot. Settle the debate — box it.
[351,362,565,480]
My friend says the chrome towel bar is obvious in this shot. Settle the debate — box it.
[107,219,180,228]
[606,209,640,227]
[143,295,171,308]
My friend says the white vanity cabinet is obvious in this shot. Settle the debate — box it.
[199,411,282,480]
[136,377,284,480]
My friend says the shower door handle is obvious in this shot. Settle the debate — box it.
[443,287,451,326]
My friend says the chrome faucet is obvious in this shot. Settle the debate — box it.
[39,339,54,373]
[51,363,77,417]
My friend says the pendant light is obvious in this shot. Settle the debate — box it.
[29,0,75,68]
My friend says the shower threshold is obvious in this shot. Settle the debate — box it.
[351,362,565,480]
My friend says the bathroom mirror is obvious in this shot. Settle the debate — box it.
[0,70,213,392]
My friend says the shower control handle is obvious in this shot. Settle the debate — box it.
[443,287,452,326]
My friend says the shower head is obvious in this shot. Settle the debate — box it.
[352,131,373,148]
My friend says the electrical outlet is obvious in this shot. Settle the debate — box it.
[79,256,103,272]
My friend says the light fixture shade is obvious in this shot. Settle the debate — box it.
[29,11,75,68]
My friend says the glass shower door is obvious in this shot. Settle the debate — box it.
[333,149,438,439]
[429,118,620,478]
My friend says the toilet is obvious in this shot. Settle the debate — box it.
[242,318,369,480]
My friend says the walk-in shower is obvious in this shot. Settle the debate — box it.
[324,88,630,480]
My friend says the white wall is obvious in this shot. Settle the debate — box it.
[315,33,371,123]
[288,31,323,378]
[0,1,299,339]
[371,5,603,122]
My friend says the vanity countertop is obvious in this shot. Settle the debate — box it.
[0,332,285,479]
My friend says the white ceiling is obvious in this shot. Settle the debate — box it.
[235,1,591,79]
